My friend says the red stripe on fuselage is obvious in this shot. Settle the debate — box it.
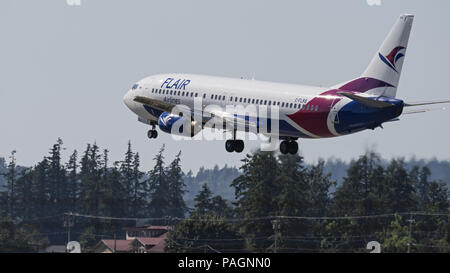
[287,90,342,138]
[286,78,394,137]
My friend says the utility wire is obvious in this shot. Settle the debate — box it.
[64,211,449,222]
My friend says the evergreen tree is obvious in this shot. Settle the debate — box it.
[2,151,18,218]
[194,183,213,214]
[231,151,280,252]
[165,213,243,253]
[119,141,135,216]
[306,160,335,217]
[147,145,170,218]
[102,160,126,218]
[32,157,50,219]
[46,138,67,217]
[0,217,48,253]
[66,150,79,213]
[384,159,417,213]
[14,168,34,221]
[130,152,146,217]
[166,151,187,218]
[79,143,103,215]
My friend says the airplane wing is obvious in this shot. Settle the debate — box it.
[207,109,258,132]
[133,96,175,112]
[133,96,257,132]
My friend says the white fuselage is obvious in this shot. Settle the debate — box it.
[123,73,349,139]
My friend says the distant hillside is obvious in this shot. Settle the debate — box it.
[322,157,450,190]
[182,158,450,201]
[183,165,241,207]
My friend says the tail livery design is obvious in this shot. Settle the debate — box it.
[362,14,414,98]
[379,46,406,73]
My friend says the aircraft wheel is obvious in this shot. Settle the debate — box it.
[148,130,158,139]
[288,141,298,155]
[234,140,245,153]
[280,141,289,155]
[225,140,235,153]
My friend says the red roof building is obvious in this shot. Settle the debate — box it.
[93,226,169,253]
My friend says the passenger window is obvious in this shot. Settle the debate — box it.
[132,84,139,90]
[195,93,198,97]
[290,103,293,108]
[230,96,233,101]
[239,98,243,102]
[306,105,310,111]
[256,99,259,104]
[190,93,193,97]
[294,104,297,108]
[315,105,319,111]
[211,94,214,99]
[281,102,285,107]
[223,96,225,101]
[203,94,206,99]
[268,101,271,106]
[243,98,247,103]
[235,97,238,102]
[214,95,218,100]
[252,99,255,104]
[264,100,267,105]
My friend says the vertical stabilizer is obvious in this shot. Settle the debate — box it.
[361,14,414,97]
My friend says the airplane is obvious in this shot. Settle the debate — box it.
[123,14,449,154]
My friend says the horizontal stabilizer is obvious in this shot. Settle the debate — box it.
[404,100,450,107]
[338,92,394,108]
[402,107,446,115]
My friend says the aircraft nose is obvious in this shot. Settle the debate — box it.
[123,90,134,109]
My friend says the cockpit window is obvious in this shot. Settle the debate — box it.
[132,84,139,90]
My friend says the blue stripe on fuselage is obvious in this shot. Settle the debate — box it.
[143,105,311,138]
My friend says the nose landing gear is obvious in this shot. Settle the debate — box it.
[147,123,158,139]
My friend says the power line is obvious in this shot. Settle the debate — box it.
[64,211,449,222]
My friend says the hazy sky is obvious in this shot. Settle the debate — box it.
[1,0,449,173]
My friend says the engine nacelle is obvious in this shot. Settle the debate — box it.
[158,112,201,137]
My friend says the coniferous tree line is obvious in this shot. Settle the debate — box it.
[0,139,187,251]
[0,140,449,253]
[166,151,449,253]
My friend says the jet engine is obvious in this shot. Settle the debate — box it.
[157,112,201,137]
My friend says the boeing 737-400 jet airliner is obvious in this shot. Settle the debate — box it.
[123,14,449,154]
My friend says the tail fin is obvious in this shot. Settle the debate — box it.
[335,14,414,98]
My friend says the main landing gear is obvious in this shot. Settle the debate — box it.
[147,123,158,139]
[225,130,244,153]
[279,139,298,155]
